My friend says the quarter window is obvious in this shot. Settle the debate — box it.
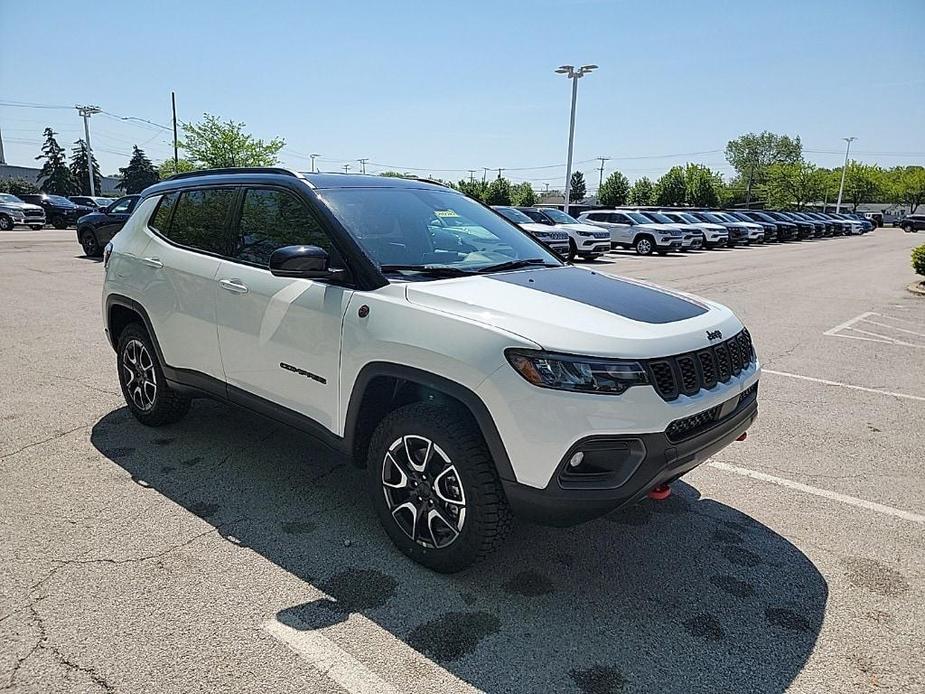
[168,188,237,255]
[149,192,179,236]
[234,188,333,267]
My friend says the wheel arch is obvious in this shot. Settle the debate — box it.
[105,294,166,361]
[343,362,516,482]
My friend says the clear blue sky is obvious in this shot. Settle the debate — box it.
[1,0,923,190]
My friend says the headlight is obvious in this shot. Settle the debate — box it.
[505,349,649,395]
[577,230,593,237]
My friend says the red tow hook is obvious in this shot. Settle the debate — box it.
[736,431,748,442]
[647,484,671,501]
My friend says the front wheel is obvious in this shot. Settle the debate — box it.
[0,215,13,231]
[80,228,101,257]
[904,224,914,232]
[634,237,654,256]
[51,217,68,230]
[117,323,191,426]
[366,402,511,572]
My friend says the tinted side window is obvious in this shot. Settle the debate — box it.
[234,188,333,266]
[168,188,237,255]
[149,192,179,235]
[110,197,134,214]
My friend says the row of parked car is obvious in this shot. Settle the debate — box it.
[493,204,876,258]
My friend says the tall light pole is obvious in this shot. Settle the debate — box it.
[835,136,856,213]
[555,64,597,214]
[309,153,320,173]
[75,105,101,196]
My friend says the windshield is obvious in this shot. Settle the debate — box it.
[319,187,561,274]
[677,213,702,224]
[642,211,674,224]
[493,206,533,224]
[541,208,579,225]
[95,197,115,205]
[0,194,23,204]
[47,195,75,206]
[625,212,652,224]
[696,212,726,224]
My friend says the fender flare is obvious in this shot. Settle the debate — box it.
[343,362,516,482]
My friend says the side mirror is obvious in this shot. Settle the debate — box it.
[269,245,347,280]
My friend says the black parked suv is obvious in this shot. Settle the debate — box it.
[761,211,809,239]
[690,211,747,246]
[75,195,140,256]
[18,193,82,229]
[899,214,924,232]
[740,211,795,241]
[725,211,778,242]
[70,195,116,211]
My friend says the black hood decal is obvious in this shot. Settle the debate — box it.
[487,267,708,324]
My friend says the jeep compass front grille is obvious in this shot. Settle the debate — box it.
[665,381,758,441]
[645,329,755,401]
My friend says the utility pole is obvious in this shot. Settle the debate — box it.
[835,136,856,213]
[467,169,476,183]
[596,156,610,189]
[357,158,369,174]
[744,159,755,209]
[555,64,598,214]
[343,164,351,174]
[310,154,320,173]
[171,92,179,173]
[497,168,504,179]
[75,105,101,196]
[482,167,489,184]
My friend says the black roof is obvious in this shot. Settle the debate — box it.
[144,168,453,197]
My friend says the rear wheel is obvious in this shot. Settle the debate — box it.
[366,402,511,572]
[0,214,13,231]
[904,223,914,232]
[116,323,190,426]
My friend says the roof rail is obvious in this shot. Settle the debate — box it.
[165,167,299,181]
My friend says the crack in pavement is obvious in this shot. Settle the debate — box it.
[0,422,90,462]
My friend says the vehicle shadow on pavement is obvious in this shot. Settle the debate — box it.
[91,402,827,694]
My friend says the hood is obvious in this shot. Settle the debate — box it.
[637,223,679,234]
[404,266,742,358]
[562,222,610,235]
[688,222,726,232]
[519,222,563,236]
[0,200,42,212]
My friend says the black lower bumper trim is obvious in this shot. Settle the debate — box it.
[502,398,758,527]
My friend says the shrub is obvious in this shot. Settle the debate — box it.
[912,244,925,277]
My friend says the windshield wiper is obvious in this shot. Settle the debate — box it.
[379,264,475,277]
[476,258,557,273]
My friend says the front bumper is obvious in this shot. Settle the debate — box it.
[657,237,683,250]
[501,387,758,526]
[578,236,610,254]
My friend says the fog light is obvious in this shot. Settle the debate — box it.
[569,452,584,468]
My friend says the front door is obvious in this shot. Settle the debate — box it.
[214,187,354,433]
[98,196,137,244]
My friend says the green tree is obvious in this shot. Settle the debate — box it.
[597,170,629,207]
[510,182,536,206]
[684,164,721,208]
[838,162,883,211]
[118,146,160,194]
[887,166,925,214]
[627,177,655,206]
[157,158,197,180]
[457,179,488,202]
[725,131,803,199]
[0,177,40,196]
[484,177,513,206]
[35,128,78,195]
[68,140,102,196]
[378,171,412,178]
[761,161,825,209]
[569,171,587,202]
[654,166,687,206]
[180,113,285,168]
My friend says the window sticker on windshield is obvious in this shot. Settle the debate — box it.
[434,210,460,218]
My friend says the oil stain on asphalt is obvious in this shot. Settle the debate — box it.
[319,568,397,612]
[406,611,501,661]
[841,556,910,597]
[569,664,626,693]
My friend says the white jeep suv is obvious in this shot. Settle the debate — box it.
[102,169,760,572]
[577,210,685,255]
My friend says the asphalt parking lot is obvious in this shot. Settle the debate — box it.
[1,228,923,693]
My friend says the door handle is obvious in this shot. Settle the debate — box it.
[140,256,163,269]
[219,278,248,294]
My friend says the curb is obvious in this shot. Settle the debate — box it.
[906,282,925,297]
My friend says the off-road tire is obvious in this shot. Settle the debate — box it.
[366,401,512,572]
[116,322,191,426]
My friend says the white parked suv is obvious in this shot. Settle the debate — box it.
[102,168,760,572]
[576,209,685,255]
[660,211,729,249]
[0,193,46,230]
[491,206,570,257]
[515,207,611,260]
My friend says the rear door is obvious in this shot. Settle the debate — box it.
[214,186,354,432]
[142,187,237,381]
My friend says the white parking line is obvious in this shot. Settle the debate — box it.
[263,611,481,694]
[708,461,925,525]
[824,311,925,348]
[763,369,925,402]
[823,311,877,336]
